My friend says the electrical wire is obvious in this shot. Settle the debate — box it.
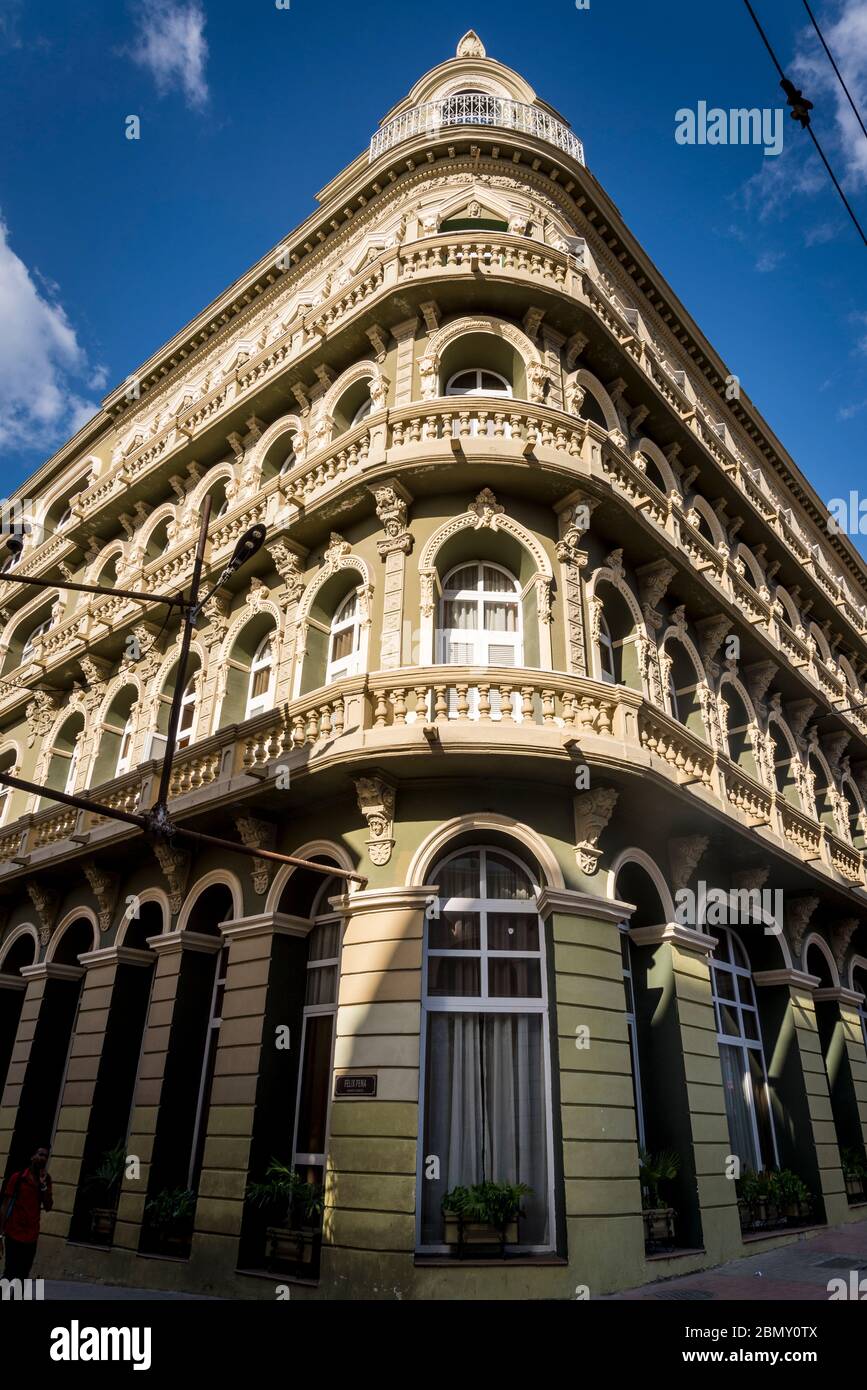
[802,0,867,147]
[742,0,867,249]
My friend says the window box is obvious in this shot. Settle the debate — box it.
[266,1224,319,1268]
[89,1207,117,1242]
[845,1175,866,1201]
[443,1212,518,1257]
[642,1206,675,1247]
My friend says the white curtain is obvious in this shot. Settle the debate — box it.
[422,1012,549,1246]
[719,1043,758,1171]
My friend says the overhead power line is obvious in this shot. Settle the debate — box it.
[742,0,867,249]
[802,0,867,148]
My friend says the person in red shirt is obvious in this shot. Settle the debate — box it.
[1,1146,53,1279]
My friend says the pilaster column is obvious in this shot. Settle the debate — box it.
[40,946,153,1247]
[753,968,848,1226]
[189,912,310,1280]
[0,962,84,1180]
[113,930,222,1253]
[813,984,867,1217]
[629,922,742,1260]
[320,885,427,1295]
[537,887,646,1293]
[368,479,413,670]
[391,318,418,406]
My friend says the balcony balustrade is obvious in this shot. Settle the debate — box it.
[1,668,864,897]
[369,94,585,165]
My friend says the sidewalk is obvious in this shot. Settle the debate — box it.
[39,1280,222,1301]
[605,1214,867,1300]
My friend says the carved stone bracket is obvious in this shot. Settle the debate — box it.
[668,835,709,894]
[832,918,859,974]
[25,690,62,749]
[152,842,191,918]
[234,813,276,897]
[82,859,120,934]
[637,558,676,633]
[744,660,778,711]
[27,882,59,947]
[573,787,619,874]
[266,539,306,601]
[785,895,819,961]
[355,775,396,867]
[368,477,414,558]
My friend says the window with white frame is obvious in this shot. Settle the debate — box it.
[445,368,512,397]
[419,845,554,1251]
[245,634,275,719]
[326,591,363,682]
[115,715,135,777]
[64,736,80,794]
[189,943,229,1189]
[619,922,646,1150]
[438,562,522,667]
[351,396,373,426]
[293,892,341,1185]
[710,927,777,1174]
[175,675,198,750]
[20,618,51,665]
[56,476,90,530]
[598,609,616,684]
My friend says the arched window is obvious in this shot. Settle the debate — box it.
[327,591,362,682]
[710,928,777,1174]
[43,714,84,802]
[619,920,645,1150]
[0,748,16,825]
[598,610,616,684]
[245,635,275,719]
[54,475,90,531]
[350,396,373,426]
[438,562,522,667]
[769,724,799,805]
[292,878,342,1188]
[115,715,135,777]
[20,618,51,665]
[176,676,198,751]
[720,682,758,781]
[419,844,553,1252]
[661,638,704,739]
[445,368,512,398]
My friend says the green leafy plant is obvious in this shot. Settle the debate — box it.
[442,1181,531,1231]
[245,1158,324,1227]
[769,1169,811,1211]
[739,1169,774,1209]
[82,1142,126,1206]
[638,1149,680,1209]
[841,1148,867,1182]
[144,1187,197,1235]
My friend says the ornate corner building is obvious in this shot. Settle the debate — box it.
[1,31,867,1298]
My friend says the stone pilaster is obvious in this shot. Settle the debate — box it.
[391,318,418,405]
[368,479,413,671]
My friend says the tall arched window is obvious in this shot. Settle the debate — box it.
[351,396,373,425]
[620,920,645,1150]
[293,878,342,1189]
[598,611,616,684]
[245,635,275,719]
[115,715,135,777]
[20,618,51,665]
[710,928,777,1173]
[438,562,522,667]
[327,591,363,682]
[176,676,198,751]
[419,845,554,1252]
[0,748,16,825]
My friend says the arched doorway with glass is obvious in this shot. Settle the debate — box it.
[710,926,778,1177]
[417,844,555,1253]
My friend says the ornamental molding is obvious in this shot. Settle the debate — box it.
[573,787,619,874]
[27,882,59,946]
[668,835,709,893]
[265,539,307,600]
[355,775,396,867]
[418,492,553,582]
[82,859,120,934]
[233,813,276,897]
[368,477,414,558]
[786,895,819,960]
[152,842,191,918]
[832,918,859,972]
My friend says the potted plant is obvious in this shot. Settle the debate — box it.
[442,1181,531,1257]
[739,1169,777,1230]
[143,1187,197,1254]
[81,1142,126,1241]
[770,1169,812,1224]
[841,1148,867,1201]
[639,1149,679,1247]
[245,1158,324,1268]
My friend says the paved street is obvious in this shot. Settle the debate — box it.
[606,1215,867,1300]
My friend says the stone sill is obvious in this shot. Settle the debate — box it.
[414,1254,567,1268]
[741,1222,825,1244]
[645,1246,705,1264]
[236,1266,319,1287]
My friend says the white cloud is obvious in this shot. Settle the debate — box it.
[793,0,867,190]
[755,249,785,272]
[130,0,209,110]
[838,396,867,419]
[0,212,99,451]
[804,220,838,245]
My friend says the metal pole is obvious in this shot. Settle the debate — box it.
[170,825,366,885]
[0,769,149,832]
[0,570,188,609]
[154,495,212,813]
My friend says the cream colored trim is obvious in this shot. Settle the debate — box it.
[176,869,244,932]
[800,930,841,988]
[629,922,717,955]
[146,929,224,956]
[45,907,99,963]
[0,923,39,970]
[221,912,313,940]
[79,946,154,969]
[21,961,85,981]
[0,972,27,992]
[813,986,865,1007]
[329,885,438,917]
[405,812,566,890]
[265,841,356,915]
[536,887,633,923]
[752,968,822,990]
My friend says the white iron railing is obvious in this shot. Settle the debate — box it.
[369,94,584,164]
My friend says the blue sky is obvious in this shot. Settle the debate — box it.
[1,0,866,547]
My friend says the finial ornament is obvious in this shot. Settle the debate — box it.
[456,30,486,59]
